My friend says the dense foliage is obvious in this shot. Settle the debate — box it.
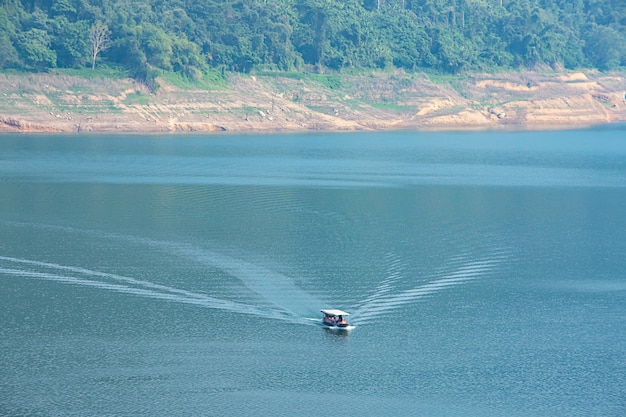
[1,0,625,84]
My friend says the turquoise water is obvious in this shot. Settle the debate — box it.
[1,128,625,416]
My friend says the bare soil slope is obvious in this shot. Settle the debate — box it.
[1,71,624,133]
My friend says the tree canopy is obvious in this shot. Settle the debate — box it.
[1,0,625,84]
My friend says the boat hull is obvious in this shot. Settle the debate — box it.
[322,322,354,331]
[323,322,350,328]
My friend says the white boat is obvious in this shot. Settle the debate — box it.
[321,309,352,329]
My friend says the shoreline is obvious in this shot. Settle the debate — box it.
[1,70,625,134]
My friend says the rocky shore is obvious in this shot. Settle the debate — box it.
[1,70,624,134]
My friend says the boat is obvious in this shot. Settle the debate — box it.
[321,309,352,329]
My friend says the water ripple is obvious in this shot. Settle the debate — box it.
[351,255,506,325]
[0,256,303,324]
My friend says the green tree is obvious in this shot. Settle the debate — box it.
[141,24,173,70]
[17,28,56,70]
[14,5,57,69]
[3,0,625,75]
[583,24,626,70]
[431,28,477,72]
[0,2,21,67]
[52,17,90,67]
[171,34,206,79]
[375,11,434,70]
[50,0,77,17]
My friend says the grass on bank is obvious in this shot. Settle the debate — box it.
[255,70,344,90]
[159,70,226,90]
[122,91,151,105]
[51,66,128,79]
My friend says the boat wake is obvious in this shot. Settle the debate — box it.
[141,241,324,318]
[0,255,311,325]
[1,222,509,329]
[349,251,508,326]
[1,221,326,325]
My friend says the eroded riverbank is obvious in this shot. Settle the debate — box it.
[1,70,625,133]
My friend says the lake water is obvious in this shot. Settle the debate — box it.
[1,127,625,416]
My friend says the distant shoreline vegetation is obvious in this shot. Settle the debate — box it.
[1,0,625,91]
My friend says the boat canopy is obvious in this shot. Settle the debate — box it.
[321,309,350,317]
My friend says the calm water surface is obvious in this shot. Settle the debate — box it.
[1,128,625,416]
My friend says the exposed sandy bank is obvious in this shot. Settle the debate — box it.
[1,71,624,134]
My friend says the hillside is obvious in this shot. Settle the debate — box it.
[3,1,625,133]
[1,70,624,133]
[2,1,625,82]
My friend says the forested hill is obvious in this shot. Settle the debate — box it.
[1,0,625,85]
